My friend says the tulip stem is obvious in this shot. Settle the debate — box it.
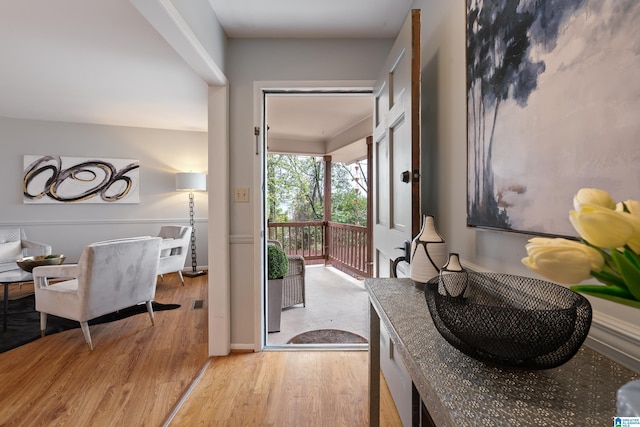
[570,285,640,310]
[591,270,626,289]
[623,246,640,269]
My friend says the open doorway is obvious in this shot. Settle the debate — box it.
[262,90,373,349]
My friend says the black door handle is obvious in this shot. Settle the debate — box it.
[391,256,405,278]
[391,240,412,278]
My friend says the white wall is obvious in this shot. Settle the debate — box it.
[412,0,640,371]
[226,38,394,348]
[171,0,227,71]
[0,116,208,266]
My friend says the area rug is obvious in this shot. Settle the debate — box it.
[287,329,368,344]
[0,294,180,353]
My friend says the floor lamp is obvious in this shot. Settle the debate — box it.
[176,172,207,277]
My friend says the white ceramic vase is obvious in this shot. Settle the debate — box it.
[410,215,447,283]
[438,253,468,297]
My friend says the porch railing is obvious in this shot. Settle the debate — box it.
[267,221,370,277]
[326,221,370,278]
[267,221,325,262]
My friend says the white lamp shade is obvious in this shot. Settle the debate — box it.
[176,172,207,192]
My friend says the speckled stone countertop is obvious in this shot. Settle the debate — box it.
[365,278,639,426]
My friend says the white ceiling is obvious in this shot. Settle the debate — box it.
[266,94,373,163]
[208,0,412,39]
[0,0,409,140]
[0,1,207,131]
[267,94,372,142]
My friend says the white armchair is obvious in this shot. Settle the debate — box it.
[0,227,51,272]
[157,225,192,285]
[32,236,162,351]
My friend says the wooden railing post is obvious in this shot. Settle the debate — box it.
[323,156,332,265]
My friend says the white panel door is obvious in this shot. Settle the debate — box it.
[372,9,421,278]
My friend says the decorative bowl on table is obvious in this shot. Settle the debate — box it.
[16,254,65,273]
[424,272,592,370]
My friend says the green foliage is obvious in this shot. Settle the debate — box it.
[267,244,289,280]
[332,191,367,225]
[331,162,367,225]
[267,154,324,222]
[267,154,368,226]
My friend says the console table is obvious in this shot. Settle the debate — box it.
[365,277,639,426]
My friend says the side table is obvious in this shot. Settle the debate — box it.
[366,277,639,426]
[0,269,34,331]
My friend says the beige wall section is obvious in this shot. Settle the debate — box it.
[0,116,208,265]
[411,0,640,371]
[170,0,227,71]
[131,0,227,86]
[208,85,230,356]
[226,38,394,349]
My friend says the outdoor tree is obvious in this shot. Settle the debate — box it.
[332,161,368,226]
[267,154,367,226]
[267,155,324,222]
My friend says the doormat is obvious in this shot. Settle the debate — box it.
[287,329,368,344]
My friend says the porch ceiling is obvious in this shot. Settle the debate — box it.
[266,94,372,165]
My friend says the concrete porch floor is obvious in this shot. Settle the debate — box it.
[267,264,369,346]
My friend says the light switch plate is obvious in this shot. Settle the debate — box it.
[234,187,250,202]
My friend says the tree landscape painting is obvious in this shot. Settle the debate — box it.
[467,0,640,237]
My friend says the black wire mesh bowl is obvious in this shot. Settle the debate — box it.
[424,272,592,370]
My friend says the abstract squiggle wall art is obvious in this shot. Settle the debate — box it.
[23,155,140,204]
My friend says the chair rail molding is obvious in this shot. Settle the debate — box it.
[230,234,254,245]
[0,218,208,227]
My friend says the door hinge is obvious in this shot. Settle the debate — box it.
[254,127,260,155]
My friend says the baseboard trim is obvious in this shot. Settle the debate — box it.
[231,348,254,354]
[587,312,640,373]
[231,343,255,351]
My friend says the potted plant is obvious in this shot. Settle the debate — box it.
[267,243,289,332]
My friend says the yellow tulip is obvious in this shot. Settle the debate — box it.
[569,205,634,249]
[573,188,617,211]
[618,199,640,217]
[615,200,640,253]
[522,237,604,284]
[524,190,640,306]
[619,211,640,254]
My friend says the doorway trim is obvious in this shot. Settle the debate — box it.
[253,80,376,351]
[208,84,231,356]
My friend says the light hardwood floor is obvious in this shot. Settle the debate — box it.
[0,272,401,426]
[169,351,402,427]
